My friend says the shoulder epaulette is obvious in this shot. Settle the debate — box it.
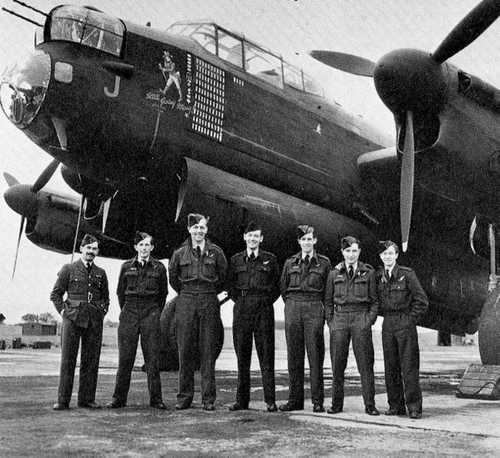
[398,265,413,272]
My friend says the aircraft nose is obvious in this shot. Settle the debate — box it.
[4,184,38,218]
[0,50,51,128]
[373,48,448,114]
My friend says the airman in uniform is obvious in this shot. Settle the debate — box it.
[324,236,379,415]
[50,234,109,410]
[279,225,331,413]
[377,240,428,419]
[168,213,227,411]
[227,221,280,412]
[108,232,168,409]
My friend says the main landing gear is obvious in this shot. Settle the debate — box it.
[478,224,500,365]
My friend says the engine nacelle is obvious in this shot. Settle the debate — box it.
[25,190,131,258]
[26,194,79,253]
[175,158,379,261]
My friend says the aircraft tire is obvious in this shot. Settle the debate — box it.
[478,286,500,365]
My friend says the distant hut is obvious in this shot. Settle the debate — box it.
[21,322,57,336]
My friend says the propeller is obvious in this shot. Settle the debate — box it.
[31,158,59,193]
[309,51,375,77]
[12,216,26,279]
[3,172,19,187]
[70,194,85,263]
[3,172,28,279]
[432,0,500,64]
[400,111,415,252]
[309,0,500,250]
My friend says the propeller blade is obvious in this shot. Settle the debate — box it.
[31,159,59,193]
[3,172,19,187]
[70,195,85,263]
[102,198,111,233]
[11,216,26,280]
[432,0,500,63]
[309,50,375,77]
[469,216,478,255]
[400,111,415,252]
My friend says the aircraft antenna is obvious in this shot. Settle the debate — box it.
[1,8,43,27]
[12,0,47,16]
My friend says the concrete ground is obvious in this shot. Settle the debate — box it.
[0,343,499,457]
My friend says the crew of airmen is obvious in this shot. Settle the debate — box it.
[50,216,428,420]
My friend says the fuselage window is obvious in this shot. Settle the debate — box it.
[49,6,124,57]
[244,43,283,89]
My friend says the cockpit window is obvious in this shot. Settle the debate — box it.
[217,30,243,68]
[49,6,124,57]
[244,43,283,88]
[167,21,324,97]
[283,62,303,91]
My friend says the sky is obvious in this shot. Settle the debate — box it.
[0,0,499,325]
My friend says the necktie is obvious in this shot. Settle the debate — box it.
[249,252,256,261]
[304,255,310,266]
[86,263,92,274]
[385,269,391,280]
[348,266,354,279]
[196,246,202,258]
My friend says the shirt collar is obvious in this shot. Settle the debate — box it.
[385,263,398,277]
[300,251,317,263]
[345,261,358,272]
[133,256,151,267]
[246,248,259,259]
[80,259,93,269]
[192,240,206,253]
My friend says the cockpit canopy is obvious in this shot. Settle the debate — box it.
[167,21,324,97]
[44,5,125,57]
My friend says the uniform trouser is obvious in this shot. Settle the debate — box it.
[175,292,222,405]
[112,307,162,404]
[329,310,375,409]
[58,315,103,405]
[284,298,325,407]
[382,314,422,413]
[233,296,275,406]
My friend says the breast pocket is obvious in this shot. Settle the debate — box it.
[179,259,195,280]
[235,264,249,289]
[353,277,369,299]
[389,280,408,303]
[68,275,85,294]
[124,270,139,293]
[202,257,217,280]
[91,274,104,290]
[146,271,161,292]
[255,264,271,287]
[333,276,347,298]
[307,266,325,290]
[288,265,302,287]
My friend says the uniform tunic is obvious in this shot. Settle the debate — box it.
[169,238,227,406]
[376,264,428,414]
[227,249,280,407]
[112,257,168,405]
[50,259,109,405]
[280,251,331,407]
[324,262,378,410]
